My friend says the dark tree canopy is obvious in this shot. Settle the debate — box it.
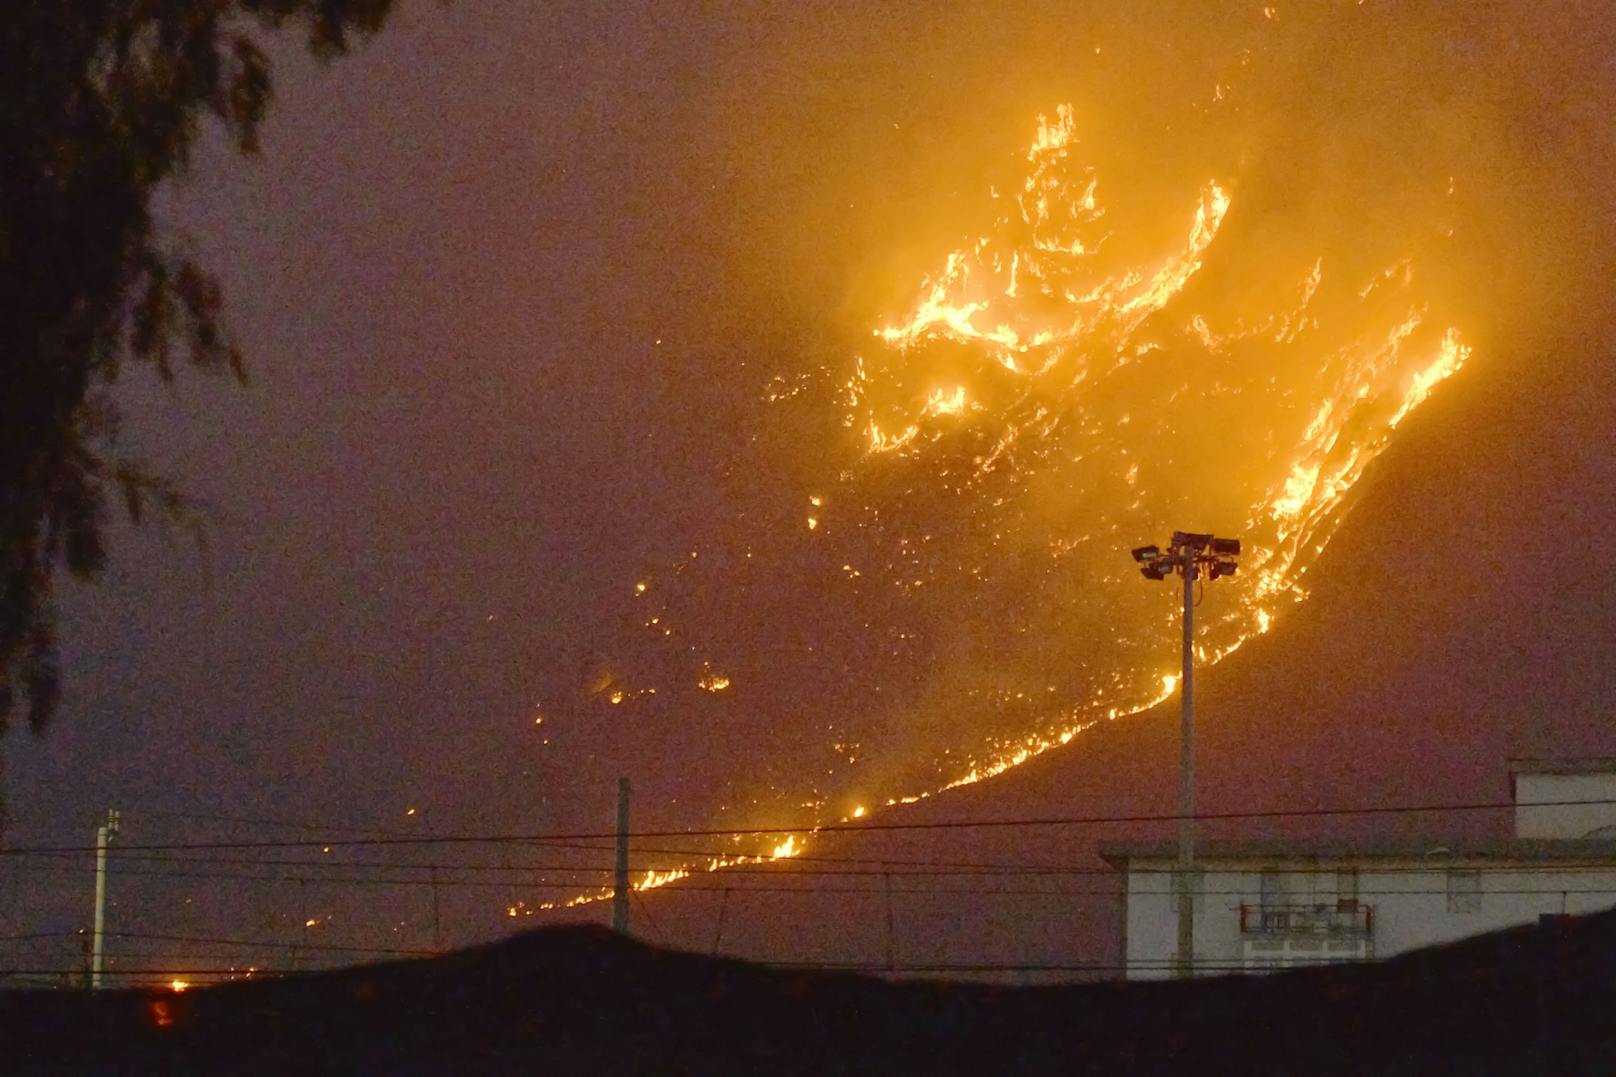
[0,0,395,734]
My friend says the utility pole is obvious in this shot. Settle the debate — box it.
[612,777,630,934]
[430,865,443,953]
[293,878,308,972]
[883,872,897,972]
[1131,532,1240,978]
[90,809,120,990]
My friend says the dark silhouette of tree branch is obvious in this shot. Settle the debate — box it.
[1,0,397,734]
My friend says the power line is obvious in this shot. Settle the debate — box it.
[629,890,664,944]
[5,795,1603,857]
[0,959,1364,979]
[2,861,578,889]
[21,844,1085,875]
[0,931,77,944]
[134,808,419,838]
[18,836,1616,879]
[9,854,1616,891]
[760,960,1268,974]
[533,885,1616,898]
[124,829,1147,873]
[0,850,1121,878]
[57,851,633,875]
[0,968,290,978]
[106,931,437,957]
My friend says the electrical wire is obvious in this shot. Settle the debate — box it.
[0,963,1232,978]
[106,930,437,957]
[19,851,1616,901]
[6,795,1605,856]
[629,890,664,944]
[7,854,1616,889]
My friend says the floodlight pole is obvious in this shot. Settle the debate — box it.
[1177,548,1196,980]
[1131,533,1237,978]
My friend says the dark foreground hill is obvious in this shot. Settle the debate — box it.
[3,906,1612,1075]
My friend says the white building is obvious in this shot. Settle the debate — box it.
[1099,758,1616,979]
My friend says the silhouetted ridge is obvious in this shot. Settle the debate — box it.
[2,909,1613,1074]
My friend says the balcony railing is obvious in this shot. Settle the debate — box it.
[1240,902,1374,936]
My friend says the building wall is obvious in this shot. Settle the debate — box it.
[1514,772,1616,838]
[1122,858,1616,980]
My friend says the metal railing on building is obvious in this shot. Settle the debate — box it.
[1239,902,1374,937]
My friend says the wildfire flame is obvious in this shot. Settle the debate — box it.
[521,829,808,913]
[541,96,1470,912]
[842,103,1468,797]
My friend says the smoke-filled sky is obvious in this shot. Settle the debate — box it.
[3,0,1613,976]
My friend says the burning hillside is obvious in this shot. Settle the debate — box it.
[522,2,1608,908]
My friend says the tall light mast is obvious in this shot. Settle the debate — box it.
[1130,532,1240,977]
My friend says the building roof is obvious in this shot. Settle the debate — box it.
[1508,757,1616,777]
[1098,838,1616,868]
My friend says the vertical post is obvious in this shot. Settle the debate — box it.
[711,887,730,956]
[293,878,308,972]
[1177,549,1196,978]
[430,866,443,953]
[90,809,118,990]
[612,777,630,934]
[883,871,897,972]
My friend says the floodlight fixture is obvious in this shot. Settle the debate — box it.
[1141,562,1171,580]
[1131,545,1161,563]
[1171,530,1213,551]
[1210,537,1241,557]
